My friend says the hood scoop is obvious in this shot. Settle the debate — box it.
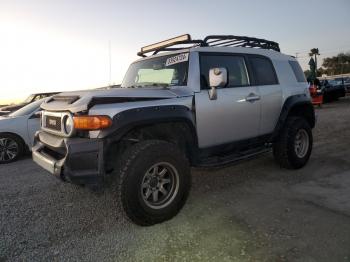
[50,95,80,104]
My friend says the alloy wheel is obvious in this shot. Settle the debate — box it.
[141,162,179,209]
[0,137,19,162]
[294,129,309,158]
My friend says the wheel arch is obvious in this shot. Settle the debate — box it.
[101,105,198,172]
[0,132,26,146]
[0,132,27,153]
[272,94,315,141]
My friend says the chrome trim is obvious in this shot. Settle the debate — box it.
[32,142,65,176]
[41,111,75,137]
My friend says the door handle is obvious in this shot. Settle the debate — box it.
[245,93,261,102]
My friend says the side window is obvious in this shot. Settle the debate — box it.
[250,56,278,85]
[289,60,307,82]
[200,55,250,88]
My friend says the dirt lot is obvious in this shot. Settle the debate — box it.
[1,97,350,262]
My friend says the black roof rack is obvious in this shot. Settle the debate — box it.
[203,35,280,52]
[137,34,280,57]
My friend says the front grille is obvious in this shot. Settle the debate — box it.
[45,116,62,131]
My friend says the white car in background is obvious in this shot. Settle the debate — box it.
[0,98,46,164]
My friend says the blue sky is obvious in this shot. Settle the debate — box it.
[1,0,349,103]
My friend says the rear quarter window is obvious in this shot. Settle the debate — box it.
[289,60,307,83]
[249,56,278,85]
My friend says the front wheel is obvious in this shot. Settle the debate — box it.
[273,117,313,169]
[116,140,191,226]
[0,134,24,164]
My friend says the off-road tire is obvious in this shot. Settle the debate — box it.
[273,117,313,169]
[116,140,191,226]
[0,133,24,164]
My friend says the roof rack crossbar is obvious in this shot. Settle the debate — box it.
[137,34,280,57]
[208,39,246,47]
[220,40,247,47]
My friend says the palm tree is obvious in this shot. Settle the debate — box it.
[309,48,320,69]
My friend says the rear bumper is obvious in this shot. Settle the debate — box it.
[32,131,105,185]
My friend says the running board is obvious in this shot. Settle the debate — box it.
[195,147,271,168]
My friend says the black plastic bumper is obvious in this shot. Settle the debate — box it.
[32,131,105,185]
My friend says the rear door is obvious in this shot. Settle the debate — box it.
[248,55,282,135]
[195,53,261,148]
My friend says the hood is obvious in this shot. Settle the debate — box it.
[0,115,28,136]
[0,116,10,121]
[41,87,194,113]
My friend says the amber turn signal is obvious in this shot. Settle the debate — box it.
[73,115,112,130]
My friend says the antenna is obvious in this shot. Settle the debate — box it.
[109,40,112,86]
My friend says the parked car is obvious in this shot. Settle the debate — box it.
[0,98,45,164]
[0,92,59,116]
[343,77,350,92]
[319,79,346,102]
[33,34,315,226]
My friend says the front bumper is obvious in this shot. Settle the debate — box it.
[32,131,105,185]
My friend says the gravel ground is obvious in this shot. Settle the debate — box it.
[1,97,350,262]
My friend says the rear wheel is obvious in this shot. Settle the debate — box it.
[0,134,24,164]
[116,140,191,226]
[273,117,313,169]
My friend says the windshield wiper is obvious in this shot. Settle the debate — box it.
[125,83,170,89]
[125,85,143,88]
[139,83,170,89]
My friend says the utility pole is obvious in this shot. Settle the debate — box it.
[314,52,318,70]
[109,40,112,86]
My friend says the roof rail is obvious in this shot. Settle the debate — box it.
[137,34,280,57]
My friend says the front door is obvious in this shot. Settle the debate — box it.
[195,54,261,148]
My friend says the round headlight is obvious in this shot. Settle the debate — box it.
[64,115,74,135]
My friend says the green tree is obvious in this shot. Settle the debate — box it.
[317,67,327,77]
[322,53,350,75]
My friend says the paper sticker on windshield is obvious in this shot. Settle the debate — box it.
[165,53,189,66]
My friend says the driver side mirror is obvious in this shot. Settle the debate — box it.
[208,68,227,100]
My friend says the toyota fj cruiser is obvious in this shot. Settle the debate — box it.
[33,34,315,226]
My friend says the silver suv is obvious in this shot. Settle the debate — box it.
[33,34,315,226]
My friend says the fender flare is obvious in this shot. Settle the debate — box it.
[271,94,315,140]
[98,105,198,145]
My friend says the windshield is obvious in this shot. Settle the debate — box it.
[8,98,45,117]
[122,53,189,88]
